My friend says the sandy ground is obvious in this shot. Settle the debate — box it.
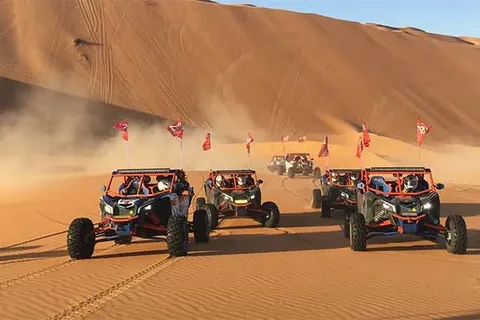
[1,0,480,319]
[1,141,480,320]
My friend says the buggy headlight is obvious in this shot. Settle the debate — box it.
[250,194,255,199]
[341,192,349,199]
[381,201,396,212]
[422,202,432,210]
[224,194,233,201]
[143,205,152,211]
[104,204,113,214]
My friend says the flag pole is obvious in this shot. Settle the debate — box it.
[180,139,184,169]
[125,140,129,168]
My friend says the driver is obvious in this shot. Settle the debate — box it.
[402,174,419,193]
[236,175,247,188]
[215,175,226,188]
[119,177,148,195]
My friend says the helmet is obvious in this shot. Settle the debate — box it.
[237,175,246,187]
[215,175,225,187]
[157,179,170,192]
[370,176,391,193]
[350,173,358,181]
[338,173,347,185]
[403,174,419,192]
[331,172,339,183]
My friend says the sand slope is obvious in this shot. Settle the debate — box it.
[0,0,480,145]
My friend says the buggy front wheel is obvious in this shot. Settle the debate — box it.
[445,214,467,254]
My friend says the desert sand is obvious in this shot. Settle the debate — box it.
[1,0,480,319]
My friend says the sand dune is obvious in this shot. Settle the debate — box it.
[1,0,480,319]
[0,0,480,145]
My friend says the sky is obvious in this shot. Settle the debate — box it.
[216,0,480,37]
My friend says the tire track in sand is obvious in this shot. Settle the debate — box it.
[0,243,119,290]
[46,256,183,320]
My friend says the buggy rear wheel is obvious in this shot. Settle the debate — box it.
[261,201,280,228]
[445,214,467,254]
[321,196,331,218]
[167,215,189,257]
[349,213,367,251]
[343,207,355,239]
[287,167,295,178]
[67,218,96,259]
[312,188,322,209]
[206,203,220,230]
[193,209,210,243]
[277,166,285,176]
[195,197,206,211]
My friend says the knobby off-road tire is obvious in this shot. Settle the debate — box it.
[321,196,331,218]
[167,215,189,257]
[196,197,207,211]
[349,213,367,251]
[287,167,295,179]
[445,214,467,254]
[206,203,220,230]
[278,166,285,176]
[67,217,96,259]
[343,207,355,239]
[193,209,210,243]
[312,188,322,209]
[261,201,280,228]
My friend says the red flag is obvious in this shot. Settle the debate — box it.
[298,135,307,142]
[202,133,211,151]
[362,122,371,148]
[356,136,364,158]
[246,132,254,154]
[112,119,129,142]
[416,116,432,146]
[166,117,184,139]
[318,136,329,157]
[282,135,289,142]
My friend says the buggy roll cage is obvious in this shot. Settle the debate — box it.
[208,169,262,191]
[323,168,361,188]
[358,166,443,197]
[104,168,183,198]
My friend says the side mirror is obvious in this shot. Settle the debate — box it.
[100,185,106,192]
[435,183,445,190]
[258,179,264,184]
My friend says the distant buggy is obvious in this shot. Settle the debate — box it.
[267,155,286,175]
[312,168,361,221]
[67,168,211,260]
[284,153,322,179]
[196,169,280,228]
[348,167,467,254]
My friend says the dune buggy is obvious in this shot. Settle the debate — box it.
[196,169,280,228]
[348,166,467,254]
[284,153,321,179]
[313,168,361,221]
[267,155,286,175]
[67,168,211,260]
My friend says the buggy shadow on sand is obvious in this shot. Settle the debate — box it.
[196,169,280,229]
[67,168,211,260]
[347,166,468,254]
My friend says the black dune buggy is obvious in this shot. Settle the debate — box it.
[267,155,286,175]
[312,168,361,223]
[347,166,467,254]
[196,169,280,228]
[67,168,211,260]
[284,153,322,179]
